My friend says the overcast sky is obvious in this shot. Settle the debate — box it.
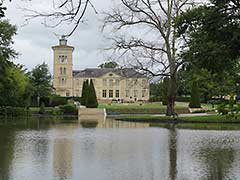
[4,0,113,73]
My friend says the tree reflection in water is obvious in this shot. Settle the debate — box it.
[197,147,235,180]
[168,126,177,180]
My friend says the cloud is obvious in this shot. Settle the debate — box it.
[4,0,113,73]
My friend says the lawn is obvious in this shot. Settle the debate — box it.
[99,102,214,110]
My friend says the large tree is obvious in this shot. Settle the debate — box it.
[176,0,240,74]
[175,0,240,99]
[103,0,195,116]
[29,63,52,106]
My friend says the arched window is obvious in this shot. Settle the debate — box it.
[64,67,67,75]
[60,67,63,75]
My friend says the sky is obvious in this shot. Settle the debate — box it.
[4,0,113,73]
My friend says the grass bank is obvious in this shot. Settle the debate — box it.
[114,114,240,124]
[99,102,212,114]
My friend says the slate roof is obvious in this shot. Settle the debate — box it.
[72,68,146,78]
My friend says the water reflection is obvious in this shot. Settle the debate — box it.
[0,117,240,179]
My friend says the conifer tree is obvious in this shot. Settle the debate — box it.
[189,81,201,108]
[81,80,89,106]
[86,79,98,108]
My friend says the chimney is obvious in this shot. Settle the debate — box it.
[59,35,67,46]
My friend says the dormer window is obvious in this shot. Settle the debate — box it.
[109,73,113,76]
[59,55,67,63]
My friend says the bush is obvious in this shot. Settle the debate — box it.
[81,80,89,106]
[86,79,98,108]
[176,96,191,102]
[149,96,162,102]
[40,96,50,107]
[39,102,45,114]
[217,103,229,115]
[0,106,30,116]
[49,96,68,107]
[189,81,201,108]
[59,104,78,115]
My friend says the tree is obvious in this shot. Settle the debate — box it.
[98,60,118,69]
[0,20,17,78]
[189,81,201,108]
[29,63,52,106]
[81,80,89,106]
[162,77,169,106]
[0,65,29,107]
[176,0,240,74]
[103,0,194,116]
[86,79,98,108]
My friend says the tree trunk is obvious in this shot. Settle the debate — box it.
[166,73,177,117]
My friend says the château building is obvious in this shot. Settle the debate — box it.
[52,38,150,103]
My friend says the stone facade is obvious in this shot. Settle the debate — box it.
[52,38,150,103]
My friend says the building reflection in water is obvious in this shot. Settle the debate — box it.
[53,125,75,180]
[79,116,149,128]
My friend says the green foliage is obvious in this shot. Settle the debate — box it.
[0,106,30,116]
[86,79,98,108]
[29,62,52,105]
[149,83,162,102]
[175,96,191,102]
[49,96,68,107]
[217,103,229,115]
[162,77,169,105]
[59,104,78,115]
[0,65,30,107]
[98,60,118,68]
[189,81,201,108]
[229,95,235,113]
[39,102,45,114]
[81,80,89,106]
[176,1,240,74]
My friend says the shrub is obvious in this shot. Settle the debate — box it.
[149,96,162,102]
[49,96,68,107]
[81,80,89,106]
[176,96,191,102]
[189,81,201,108]
[59,104,78,115]
[40,96,50,107]
[39,102,45,114]
[0,106,29,116]
[217,103,229,115]
[86,79,98,108]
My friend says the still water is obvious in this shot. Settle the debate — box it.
[0,117,240,180]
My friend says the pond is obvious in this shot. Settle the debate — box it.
[0,117,240,180]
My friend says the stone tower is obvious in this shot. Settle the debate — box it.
[52,36,74,96]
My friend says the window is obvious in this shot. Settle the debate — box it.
[142,79,147,87]
[126,79,131,87]
[66,91,70,97]
[60,77,66,85]
[60,67,63,75]
[125,90,130,97]
[103,79,107,86]
[63,67,66,75]
[116,90,120,98]
[102,90,107,98]
[109,73,113,76]
[116,79,120,86]
[134,90,138,97]
[109,90,113,98]
[59,55,67,63]
[76,79,80,86]
[142,89,146,97]
[109,79,114,87]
